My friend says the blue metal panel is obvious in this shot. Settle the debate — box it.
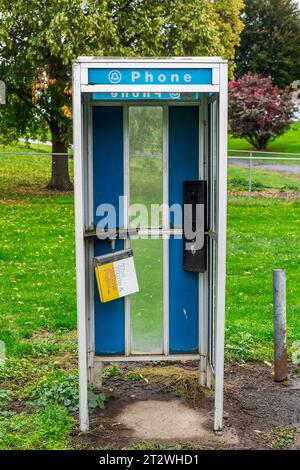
[169,106,199,354]
[94,240,125,355]
[93,106,125,355]
[93,106,124,228]
[169,237,199,353]
[169,106,199,228]
[89,68,212,85]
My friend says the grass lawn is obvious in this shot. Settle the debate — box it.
[228,120,300,154]
[0,144,299,448]
[228,121,300,193]
[228,165,299,193]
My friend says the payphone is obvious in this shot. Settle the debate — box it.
[183,180,207,272]
[72,57,228,433]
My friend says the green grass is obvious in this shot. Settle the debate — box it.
[226,195,300,360]
[228,165,299,193]
[228,121,300,193]
[0,143,300,448]
[228,121,300,154]
[0,404,75,450]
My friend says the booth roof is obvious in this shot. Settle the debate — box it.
[74,56,227,64]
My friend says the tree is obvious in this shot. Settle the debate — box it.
[229,74,295,149]
[0,0,244,189]
[0,0,119,190]
[235,0,300,87]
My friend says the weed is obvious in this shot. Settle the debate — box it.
[28,369,106,412]
[225,330,256,361]
[259,426,297,449]
[0,358,39,387]
[125,370,143,381]
[0,389,11,409]
[0,404,75,450]
[129,441,213,450]
[28,370,79,412]
[88,386,106,410]
[30,339,60,358]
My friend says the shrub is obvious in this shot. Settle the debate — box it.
[229,74,296,150]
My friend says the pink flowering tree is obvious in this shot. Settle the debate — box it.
[229,74,296,150]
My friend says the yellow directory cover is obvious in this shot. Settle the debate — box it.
[94,250,139,303]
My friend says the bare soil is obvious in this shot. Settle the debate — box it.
[73,361,300,450]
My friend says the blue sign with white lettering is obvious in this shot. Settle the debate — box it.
[88,68,212,85]
[92,92,201,101]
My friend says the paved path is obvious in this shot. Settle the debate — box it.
[229,158,300,174]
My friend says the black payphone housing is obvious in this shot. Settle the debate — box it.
[183,180,207,272]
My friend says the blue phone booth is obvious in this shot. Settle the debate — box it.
[72,57,228,432]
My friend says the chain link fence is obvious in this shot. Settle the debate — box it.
[228,150,300,200]
[1,147,300,200]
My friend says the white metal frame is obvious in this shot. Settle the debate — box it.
[73,62,89,431]
[72,57,227,433]
[214,63,228,431]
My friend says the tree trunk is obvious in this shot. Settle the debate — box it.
[47,129,73,191]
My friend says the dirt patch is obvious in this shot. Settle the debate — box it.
[73,361,300,450]
[224,362,300,448]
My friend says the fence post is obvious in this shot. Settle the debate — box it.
[273,269,288,382]
[248,151,252,202]
[298,162,300,198]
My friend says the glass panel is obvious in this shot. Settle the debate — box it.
[130,237,163,354]
[129,106,163,228]
[129,106,164,354]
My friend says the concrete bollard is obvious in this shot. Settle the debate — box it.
[273,269,288,382]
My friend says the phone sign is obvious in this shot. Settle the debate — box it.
[88,68,212,86]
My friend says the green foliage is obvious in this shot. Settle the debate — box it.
[0,0,244,188]
[29,340,61,358]
[0,358,39,387]
[102,364,122,379]
[110,0,244,75]
[125,370,142,381]
[88,386,106,410]
[225,330,256,360]
[28,369,106,412]
[0,0,244,145]
[260,426,296,449]
[0,0,118,144]
[0,404,75,450]
[229,74,295,149]
[235,0,300,87]
[0,389,11,409]
[28,370,79,412]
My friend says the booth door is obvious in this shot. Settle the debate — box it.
[207,96,219,369]
[93,104,200,356]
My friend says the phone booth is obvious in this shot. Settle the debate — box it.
[72,57,228,433]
